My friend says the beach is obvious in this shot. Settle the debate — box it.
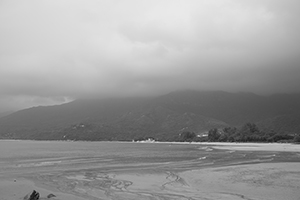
[205,142,300,152]
[0,142,299,200]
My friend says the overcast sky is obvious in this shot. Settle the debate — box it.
[1,0,300,112]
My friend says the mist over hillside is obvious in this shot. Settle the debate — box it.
[0,111,13,119]
[0,90,299,141]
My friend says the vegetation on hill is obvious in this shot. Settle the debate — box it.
[176,122,299,143]
[0,91,300,142]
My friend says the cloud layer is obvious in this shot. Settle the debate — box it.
[1,0,300,111]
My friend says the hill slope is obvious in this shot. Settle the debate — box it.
[0,91,299,140]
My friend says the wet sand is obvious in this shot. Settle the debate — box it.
[181,162,300,200]
[0,178,86,200]
[1,143,300,200]
[206,142,300,152]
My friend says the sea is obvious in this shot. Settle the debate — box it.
[0,140,298,176]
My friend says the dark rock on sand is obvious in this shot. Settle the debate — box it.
[23,190,40,200]
[47,194,56,198]
[24,190,57,200]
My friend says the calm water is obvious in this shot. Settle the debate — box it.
[0,140,299,177]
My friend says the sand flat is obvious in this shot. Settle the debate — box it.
[204,142,300,152]
[0,178,86,200]
[180,162,300,200]
[1,142,300,200]
[4,162,300,200]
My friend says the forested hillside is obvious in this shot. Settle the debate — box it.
[0,90,299,141]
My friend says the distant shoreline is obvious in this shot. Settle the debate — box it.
[200,142,300,152]
[1,139,299,152]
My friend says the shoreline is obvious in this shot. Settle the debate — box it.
[1,139,300,153]
[200,142,300,152]
[1,138,300,145]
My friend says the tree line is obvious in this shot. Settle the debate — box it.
[177,123,300,143]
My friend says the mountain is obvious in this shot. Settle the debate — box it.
[0,111,13,119]
[0,90,300,141]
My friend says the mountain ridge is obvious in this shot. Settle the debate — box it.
[0,90,299,141]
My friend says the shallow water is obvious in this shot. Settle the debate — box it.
[0,140,299,200]
[1,140,299,175]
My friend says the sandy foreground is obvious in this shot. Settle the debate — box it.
[0,178,86,200]
[1,143,300,200]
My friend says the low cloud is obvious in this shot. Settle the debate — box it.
[0,0,300,111]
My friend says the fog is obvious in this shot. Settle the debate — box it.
[1,0,300,112]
